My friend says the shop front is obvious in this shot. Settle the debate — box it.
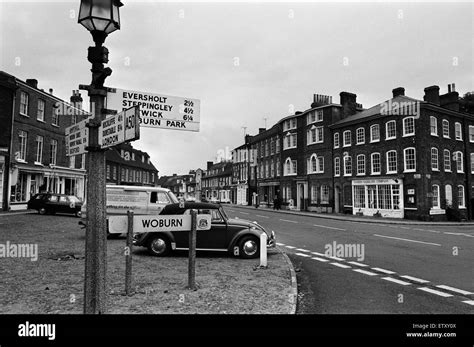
[236,182,248,205]
[258,181,280,208]
[352,178,404,218]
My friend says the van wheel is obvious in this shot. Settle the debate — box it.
[147,235,171,257]
[238,236,259,259]
[75,211,81,218]
[39,207,47,215]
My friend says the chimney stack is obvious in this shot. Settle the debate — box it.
[207,161,213,170]
[339,92,358,119]
[440,84,459,112]
[26,79,38,89]
[70,90,83,110]
[392,87,405,98]
[259,127,266,134]
[49,88,53,95]
[423,85,440,105]
[311,94,332,108]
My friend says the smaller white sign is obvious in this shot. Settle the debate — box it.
[108,214,212,234]
[99,106,140,149]
[65,119,90,156]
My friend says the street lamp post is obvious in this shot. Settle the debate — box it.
[78,0,123,314]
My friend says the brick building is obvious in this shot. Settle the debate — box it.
[235,86,473,221]
[105,143,158,187]
[0,72,88,211]
[201,161,232,203]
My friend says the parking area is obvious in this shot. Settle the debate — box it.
[0,213,292,314]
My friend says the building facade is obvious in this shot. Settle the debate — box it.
[0,72,88,211]
[201,161,232,203]
[236,86,473,221]
[105,143,158,187]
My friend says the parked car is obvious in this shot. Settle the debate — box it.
[80,185,179,237]
[133,202,276,259]
[27,193,83,217]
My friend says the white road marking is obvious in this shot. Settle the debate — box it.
[311,251,326,257]
[353,269,378,276]
[239,212,249,215]
[347,261,369,267]
[462,300,474,306]
[373,234,441,246]
[372,267,396,275]
[256,215,269,218]
[381,277,411,286]
[312,257,330,262]
[330,262,352,269]
[285,246,296,249]
[413,228,440,233]
[399,226,410,230]
[329,256,345,261]
[313,224,346,231]
[276,243,285,246]
[418,287,453,297]
[435,285,474,296]
[295,248,310,252]
[280,219,298,223]
[400,275,430,284]
[295,252,311,257]
[443,232,474,238]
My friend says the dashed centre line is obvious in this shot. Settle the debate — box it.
[295,252,311,258]
[313,224,346,231]
[418,287,453,298]
[353,269,378,276]
[373,234,441,247]
[381,277,411,286]
[435,285,473,296]
[462,300,474,306]
[239,212,249,215]
[295,248,310,253]
[312,257,329,262]
[256,215,269,218]
[280,219,298,224]
[400,275,430,284]
[348,261,369,267]
[331,262,351,269]
[372,267,396,275]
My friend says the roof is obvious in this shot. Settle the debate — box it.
[161,202,221,214]
[106,144,158,171]
[332,95,422,127]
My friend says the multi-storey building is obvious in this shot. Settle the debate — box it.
[201,161,232,203]
[105,143,158,187]
[238,86,473,221]
[231,138,253,205]
[0,72,88,210]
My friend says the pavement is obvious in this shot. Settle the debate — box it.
[0,211,297,314]
[228,203,474,226]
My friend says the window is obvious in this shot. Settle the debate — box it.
[455,152,464,172]
[403,147,416,172]
[18,131,27,161]
[370,124,380,142]
[371,153,381,175]
[320,185,329,204]
[444,150,451,172]
[353,186,366,209]
[471,153,474,173]
[386,121,396,140]
[150,192,171,204]
[310,185,318,203]
[334,157,340,177]
[69,156,74,168]
[443,120,450,138]
[81,154,85,169]
[121,168,125,182]
[386,150,397,173]
[469,125,474,142]
[270,160,274,177]
[334,133,340,148]
[308,126,323,144]
[356,154,365,175]
[113,166,117,180]
[403,117,415,136]
[430,116,438,136]
[432,185,440,209]
[283,118,297,131]
[50,139,57,165]
[52,108,59,126]
[265,142,269,157]
[275,137,280,153]
[458,185,465,208]
[356,128,365,144]
[308,110,323,124]
[431,147,439,171]
[283,133,297,150]
[37,99,45,122]
[343,156,352,176]
[445,185,453,207]
[35,135,43,164]
[20,92,29,116]
[455,122,462,140]
[284,158,297,176]
[106,165,111,179]
[343,130,351,147]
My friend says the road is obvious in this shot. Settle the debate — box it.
[223,205,474,314]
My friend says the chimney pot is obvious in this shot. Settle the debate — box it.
[49,88,53,94]
[26,79,38,89]
[339,91,358,119]
[392,87,405,98]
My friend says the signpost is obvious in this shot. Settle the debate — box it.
[108,214,211,234]
[107,88,201,132]
[65,118,90,156]
[99,105,140,149]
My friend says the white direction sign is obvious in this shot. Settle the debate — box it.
[108,214,212,234]
[65,118,90,156]
[99,105,140,149]
[106,88,201,132]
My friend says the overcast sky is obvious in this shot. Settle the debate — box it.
[1,1,472,176]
